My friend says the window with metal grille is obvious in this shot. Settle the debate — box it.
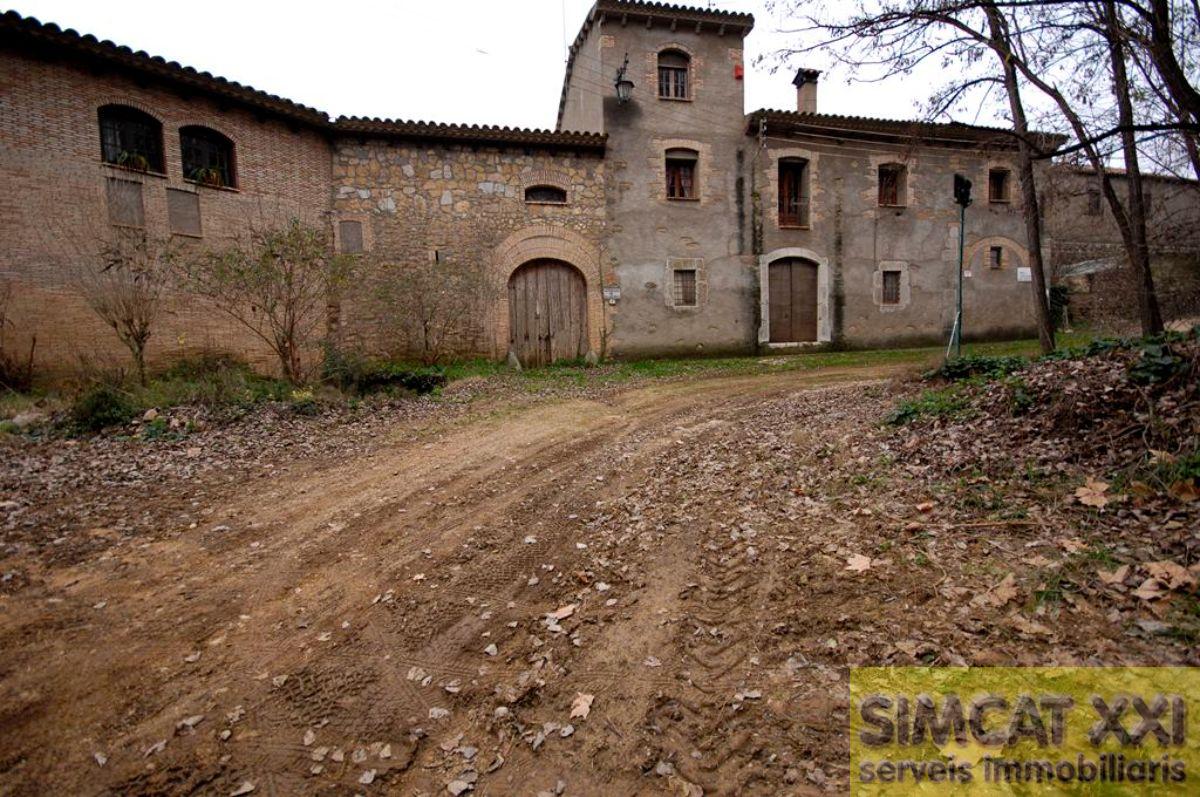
[105,177,144,228]
[181,126,236,188]
[1086,189,1101,215]
[524,185,567,203]
[778,158,809,227]
[878,163,907,206]
[673,269,698,306]
[98,105,164,173]
[881,270,901,305]
[666,148,698,200]
[990,246,1003,269]
[657,50,690,99]
[988,168,1011,203]
[167,188,201,237]
[339,220,364,254]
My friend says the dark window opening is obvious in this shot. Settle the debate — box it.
[181,126,236,188]
[1086,189,1101,215]
[878,163,907,206]
[988,168,1011,203]
[657,50,690,100]
[339,220,364,254]
[1143,191,1153,213]
[990,246,1004,269]
[98,105,164,173]
[167,188,201,236]
[778,158,810,227]
[673,269,698,307]
[881,270,901,305]
[524,185,567,204]
[106,177,145,228]
[666,148,698,200]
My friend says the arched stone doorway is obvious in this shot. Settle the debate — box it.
[767,257,820,342]
[508,259,588,367]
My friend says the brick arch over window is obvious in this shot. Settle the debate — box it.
[492,226,603,359]
[180,125,237,188]
[965,236,1028,272]
[657,48,691,99]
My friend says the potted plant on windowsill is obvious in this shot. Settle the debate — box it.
[190,167,224,188]
[115,150,151,172]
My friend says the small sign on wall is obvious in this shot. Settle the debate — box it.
[1017,267,1032,282]
[603,285,621,304]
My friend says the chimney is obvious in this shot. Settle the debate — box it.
[793,68,821,114]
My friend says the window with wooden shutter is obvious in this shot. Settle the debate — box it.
[98,105,164,173]
[339,220,364,254]
[988,169,1011,203]
[106,177,145,228]
[657,50,690,100]
[881,270,901,305]
[167,188,202,237]
[666,148,698,200]
[878,163,907,207]
[990,246,1004,269]
[673,269,697,307]
[778,158,809,227]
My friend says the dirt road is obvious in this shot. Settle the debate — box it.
[2,366,912,796]
[5,357,1192,796]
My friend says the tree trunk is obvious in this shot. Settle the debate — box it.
[984,3,1055,353]
[1106,0,1164,334]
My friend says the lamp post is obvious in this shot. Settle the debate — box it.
[614,53,634,104]
[949,174,973,360]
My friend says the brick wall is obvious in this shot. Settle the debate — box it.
[0,48,332,379]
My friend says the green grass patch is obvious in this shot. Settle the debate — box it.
[885,386,971,426]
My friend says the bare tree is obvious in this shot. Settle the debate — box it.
[78,229,174,387]
[179,219,354,384]
[371,259,496,365]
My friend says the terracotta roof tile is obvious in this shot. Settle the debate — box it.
[334,117,606,150]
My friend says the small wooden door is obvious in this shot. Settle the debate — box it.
[508,259,588,367]
[768,258,818,343]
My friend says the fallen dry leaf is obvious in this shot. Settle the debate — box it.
[1074,479,1111,508]
[1133,578,1166,602]
[1144,561,1196,591]
[915,501,937,513]
[570,692,594,720]
[1098,565,1130,586]
[1167,479,1199,504]
[550,603,577,621]
[845,554,872,573]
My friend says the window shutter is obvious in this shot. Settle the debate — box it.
[167,189,202,236]
[106,178,144,227]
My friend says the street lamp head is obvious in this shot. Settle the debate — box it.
[615,53,634,104]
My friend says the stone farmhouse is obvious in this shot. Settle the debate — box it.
[0,1,1062,375]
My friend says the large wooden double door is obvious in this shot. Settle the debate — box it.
[768,257,819,343]
[508,259,588,367]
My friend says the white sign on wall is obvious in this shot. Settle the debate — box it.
[1017,267,1032,283]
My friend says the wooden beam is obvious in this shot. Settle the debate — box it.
[695,21,703,34]
[670,18,677,32]
[717,24,726,36]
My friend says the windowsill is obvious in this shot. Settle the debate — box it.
[185,179,240,193]
[169,230,204,239]
[666,197,700,202]
[658,96,693,102]
[989,199,1011,205]
[778,224,811,230]
[101,162,166,179]
[878,204,907,209]
[524,200,569,206]
[110,222,146,230]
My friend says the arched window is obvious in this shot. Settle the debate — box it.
[657,49,690,100]
[524,185,567,204]
[665,148,699,200]
[98,105,164,173]
[180,126,236,188]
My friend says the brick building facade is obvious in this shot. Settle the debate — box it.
[1,2,1088,378]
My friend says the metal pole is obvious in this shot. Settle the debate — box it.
[953,202,965,359]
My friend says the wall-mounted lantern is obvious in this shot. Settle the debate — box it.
[614,53,634,104]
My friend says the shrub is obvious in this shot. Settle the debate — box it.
[926,354,1026,382]
[71,384,136,432]
[329,360,448,396]
[289,388,318,415]
[1127,342,1187,385]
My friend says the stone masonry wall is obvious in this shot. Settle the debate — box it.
[330,140,608,360]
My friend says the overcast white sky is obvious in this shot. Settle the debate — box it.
[3,0,1006,129]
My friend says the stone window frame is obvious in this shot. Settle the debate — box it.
[873,260,912,312]
[964,236,1028,275]
[656,48,692,101]
[333,214,372,254]
[988,165,1013,204]
[869,153,916,210]
[644,43,700,105]
[766,147,820,231]
[877,162,908,208]
[652,138,713,206]
[665,257,707,311]
[519,172,572,205]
